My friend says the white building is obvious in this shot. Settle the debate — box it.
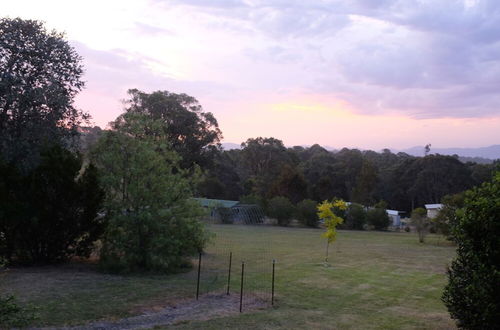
[425,204,443,219]
[387,209,402,227]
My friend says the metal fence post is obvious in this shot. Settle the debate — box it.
[239,261,245,313]
[271,259,275,305]
[196,252,202,300]
[227,252,232,295]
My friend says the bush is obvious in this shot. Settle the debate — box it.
[267,196,295,226]
[366,207,390,230]
[0,259,37,327]
[92,124,210,273]
[442,173,500,329]
[0,146,104,264]
[240,194,267,210]
[296,199,319,227]
[411,207,430,243]
[345,203,367,230]
[0,295,37,328]
[99,204,209,273]
[433,192,465,240]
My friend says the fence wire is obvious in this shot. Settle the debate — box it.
[195,205,275,310]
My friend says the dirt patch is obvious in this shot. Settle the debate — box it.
[40,293,268,330]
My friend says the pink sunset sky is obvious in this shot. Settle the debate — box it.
[4,0,500,150]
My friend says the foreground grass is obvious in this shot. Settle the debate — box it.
[0,226,456,329]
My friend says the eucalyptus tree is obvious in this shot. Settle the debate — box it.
[0,18,87,170]
[118,89,222,170]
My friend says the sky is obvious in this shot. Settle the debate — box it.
[3,0,500,150]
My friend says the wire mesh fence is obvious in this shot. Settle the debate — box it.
[195,204,276,311]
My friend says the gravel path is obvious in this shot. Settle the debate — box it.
[36,293,268,330]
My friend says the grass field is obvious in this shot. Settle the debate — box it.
[1,225,457,329]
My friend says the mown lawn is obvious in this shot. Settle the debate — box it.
[0,225,457,329]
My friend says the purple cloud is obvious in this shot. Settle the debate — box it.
[147,0,500,118]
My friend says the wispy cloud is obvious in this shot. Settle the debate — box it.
[146,0,500,118]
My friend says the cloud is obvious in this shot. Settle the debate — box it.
[133,22,175,36]
[73,41,238,126]
[148,0,500,118]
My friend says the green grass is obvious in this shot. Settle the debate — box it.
[0,226,457,329]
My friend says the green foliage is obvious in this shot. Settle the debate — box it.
[0,258,37,327]
[442,173,500,329]
[267,196,295,226]
[0,294,37,328]
[240,194,266,208]
[301,151,346,202]
[212,205,233,224]
[345,203,367,230]
[197,176,226,199]
[240,137,293,196]
[118,89,222,169]
[199,150,243,200]
[0,145,104,264]
[296,199,319,227]
[269,165,309,204]
[91,114,209,273]
[366,206,390,231]
[0,18,87,171]
[351,159,378,205]
[433,192,465,239]
[388,154,474,212]
[410,207,430,243]
[195,141,494,216]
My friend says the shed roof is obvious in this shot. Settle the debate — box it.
[193,198,240,208]
[425,204,443,210]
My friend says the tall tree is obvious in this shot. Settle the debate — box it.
[0,18,87,171]
[335,148,364,200]
[239,137,292,196]
[269,165,308,203]
[0,146,104,264]
[442,173,500,329]
[197,150,243,200]
[301,152,346,201]
[91,114,208,272]
[352,159,378,205]
[116,89,222,169]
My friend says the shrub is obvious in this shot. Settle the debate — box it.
[442,173,500,329]
[92,122,209,273]
[0,295,37,328]
[345,203,367,230]
[411,207,430,243]
[296,199,319,227]
[267,196,295,226]
[0,259,37,327]
[366,207,390,230]
[0,146,104,264]
[240,194,267,210]
[433,192,465,240]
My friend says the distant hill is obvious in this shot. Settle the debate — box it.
[398,145,500,160]
[221,142,241,150]
[222,141,500,162]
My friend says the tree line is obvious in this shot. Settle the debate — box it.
[197,139,498,214]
